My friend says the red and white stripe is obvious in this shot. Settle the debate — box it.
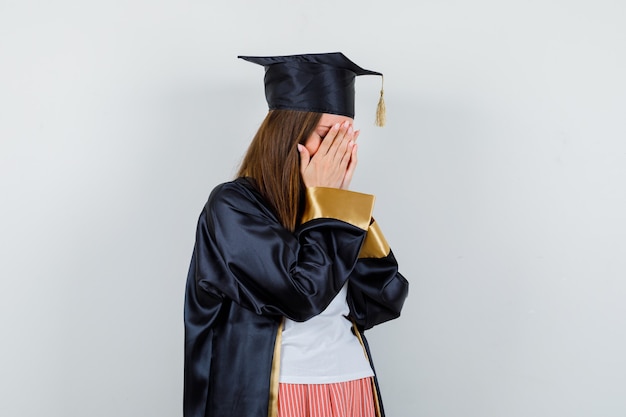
[277,377,376,417]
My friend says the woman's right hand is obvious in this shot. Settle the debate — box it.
[298,121,358,189]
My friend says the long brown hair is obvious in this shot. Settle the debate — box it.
[237,109,322,232]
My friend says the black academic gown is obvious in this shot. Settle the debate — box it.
[184,177,408,417]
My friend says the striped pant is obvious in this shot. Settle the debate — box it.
[277,377,376,417]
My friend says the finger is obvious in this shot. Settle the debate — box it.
[339,125,357,162]
[316,122,341,157]
[325,121,349,158]
[329,122,352,161]
[338,139,354,170]
[297,143,310,173]
[341,143,358,190]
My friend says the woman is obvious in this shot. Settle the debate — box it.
[184,53,408,417]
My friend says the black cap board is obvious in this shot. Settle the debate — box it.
[238,52,385,125]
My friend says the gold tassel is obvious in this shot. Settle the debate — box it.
[375,75,386,127]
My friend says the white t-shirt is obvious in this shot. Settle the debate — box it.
[279,283,374,384]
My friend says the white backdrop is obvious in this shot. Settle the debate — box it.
[1,1,625,416]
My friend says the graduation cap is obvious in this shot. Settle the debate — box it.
[238,52,386,126]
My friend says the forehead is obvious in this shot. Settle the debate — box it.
[317,113,354,127]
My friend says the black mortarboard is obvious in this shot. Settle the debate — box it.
[238,52,386,126]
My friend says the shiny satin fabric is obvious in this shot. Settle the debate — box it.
[265,62,357,117]
[359,220,391,259]
[184,177,408,417]
[238,53,382,118]
[301,187,375,231]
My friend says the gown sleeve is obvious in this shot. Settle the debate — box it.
[191,180,375,322]
[348,219,409,330]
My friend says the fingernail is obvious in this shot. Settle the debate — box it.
[334,123,340,129]
[348,126,353,134]
[297,144,304,152]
